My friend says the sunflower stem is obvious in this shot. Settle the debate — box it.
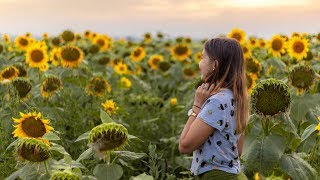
[44,161,50,175]
[105,151,111,165]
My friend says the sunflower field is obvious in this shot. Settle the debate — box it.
[0,29,320,180]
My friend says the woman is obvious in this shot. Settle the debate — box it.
[178,38,249,179]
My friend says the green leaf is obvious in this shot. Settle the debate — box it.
[93,164,123,180]
[74,131,90,142]
[113,151,146,161]
[77,148,94,162]
[43,132,60,141]
[50,143,70,156]
[301,124,317,142]
[128,134,143,142]
[5,139,18,152]
[245,135,286,176]
[280,153,317,180]
[130,173,154,180]
[100,109,113,123]
[305,111,320,124]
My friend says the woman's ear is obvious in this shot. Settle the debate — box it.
[213,60,218,70]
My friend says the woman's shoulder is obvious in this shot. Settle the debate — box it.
[208,88,234,103]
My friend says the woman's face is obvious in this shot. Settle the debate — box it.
[199,50,215,81]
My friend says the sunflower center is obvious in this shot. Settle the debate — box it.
[175,46,188,55]
[43,78,62,92]
[21,117,46,137]
[93,80,107,93]
[19,38,29,46]
[31,50,44,62]
[61,48,81,62]
[250,40,256,45]
[133,49,142,57]
[152,58,161,65]
[271,39,283,51]
[293,41,305,53]
[119,66,125,71]
[183,68,194,76]
[2,68,16,79]
[97,39,105,47]
[243,46,249,54]
[232,33,242,41]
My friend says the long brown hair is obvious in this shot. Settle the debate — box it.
[204,38,249,134]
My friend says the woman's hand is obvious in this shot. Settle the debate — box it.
[193,83,216,107]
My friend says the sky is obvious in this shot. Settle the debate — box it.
[0,0,319,39]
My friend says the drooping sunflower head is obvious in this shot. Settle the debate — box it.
[119,77,132,89]
[0,66,19,82]
[182,66,196,79]
[289,64,315,93]
[242,44,252,59]
[14,36,30,51]
[227,28,246,44]
[130,46,146,62]
[246,57,262,76]
[25,42,48,68]
[41,76,63,98]
[61,30,75,42]
[11,78,32,99]
[113,61,128,75]
[251,79,291,117]
[268,35,286,57]
[158,61,171,72]
[93,35,113,51]
[303,51,314,62]
[98,56,111,65]
[51,37,61,47]
[60,46,83,68]
[50,171,81,180]
[170,44,192,61]
[12,112,54,138]
[86,77,111,97]
[287,36,310,61]
[246,73,257,94]
[89,122,128,152]
[101,100,119,115]
[16,137,50,162]
[157,32,163,39]
[13,64,27,77]
[143,33,152,43]
[148,54,163,70]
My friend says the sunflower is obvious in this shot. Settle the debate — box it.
[251,79,291,117]
[14,36,30,51]
[258,38,266,49]
[248,37,258,48]
[60,46,83,68]
[49,48,61,66]
[61,30,75,42]
[120,77,132,89]
[291,32,301,38]
[246,73,257,94]
[98,56,111,65]
[184,37,192,44]
[227,28,246,44]
[51,171,81,180]
[0,66,19,82]
[289,64,315,94]
[41,76,63,98]
[267,35,286,57]
[148,55,163,70]
[242,44,252,59]
[170,98,177,106]
[86,77,111,97]
[51,37,61,47]
[93,35,113,51]
[39,63,49,72]
[101,100,119,115]
[287,36,310,61]
[11,78,32,99]
[246,57,262,76]
[25,43,48,68]
[12,112,54,138]
[16,137,50,162]
[42,33,49,40]
[315,32,320,43]
[83,30,91,39]
[158,61,171,72]
[182,66,196,79]
[114,61,128,75]
[130,46,146,62]
[89,122,128,152]
[3,34,11,44]
[13,64,27,77]
[170,44,192,61]
[143,33,152,44]
[0,44,3,54]
[194,51,202,63]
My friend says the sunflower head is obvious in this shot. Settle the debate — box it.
[287,36,310,61]
[14,36,30,51]
[41,76,63,98]
[13,64,27,77]
[83,30,91,39]
[143,33,152,43]
[148,55,163,70]
[251,79,291,117]
[120,77,132,89]
[194,51,202,63]
[12,112,54,138]
[170,44,192,61]
[1,66,19,82]
[268,35,286,57]
[182,66,196,79]
[303,51,313,61]
[60,46,83,68]
[114,61,128,75]
[246,73,257,94]
[248,37,258,48]
[51,37,61,47]
[98,56,111,65]
[16,137,50,162]
[157,32,163,39]
[130,46,146,62]
[0,44,3,54]
[246,57,262,76]
[86,77,111,97]
[61,30,75,42]
[93,35,113,51]
[50,171,81,180]
[170,98,178,106]
[158,61,171,72]
[242,44,252,59]
[289,64,315,93]
[315,32,320,42]
[101,100,119,115]
[89,122,128,152]
[11,78,32,99]
[258,38,266,49]
[227,28,246,44]
[26,42,48,68]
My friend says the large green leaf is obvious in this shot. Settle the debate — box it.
[77,148,94,162]
[43,132,60,141]
[245,134,286,175]
[93,164,123,180]
[301,124,317,142]
[74,131,90,142]
[280,153,318,180]
[100,109,113,123]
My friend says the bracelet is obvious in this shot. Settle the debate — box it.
[193,104,201,109]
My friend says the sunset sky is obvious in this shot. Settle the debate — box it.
[0,0,319,39]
